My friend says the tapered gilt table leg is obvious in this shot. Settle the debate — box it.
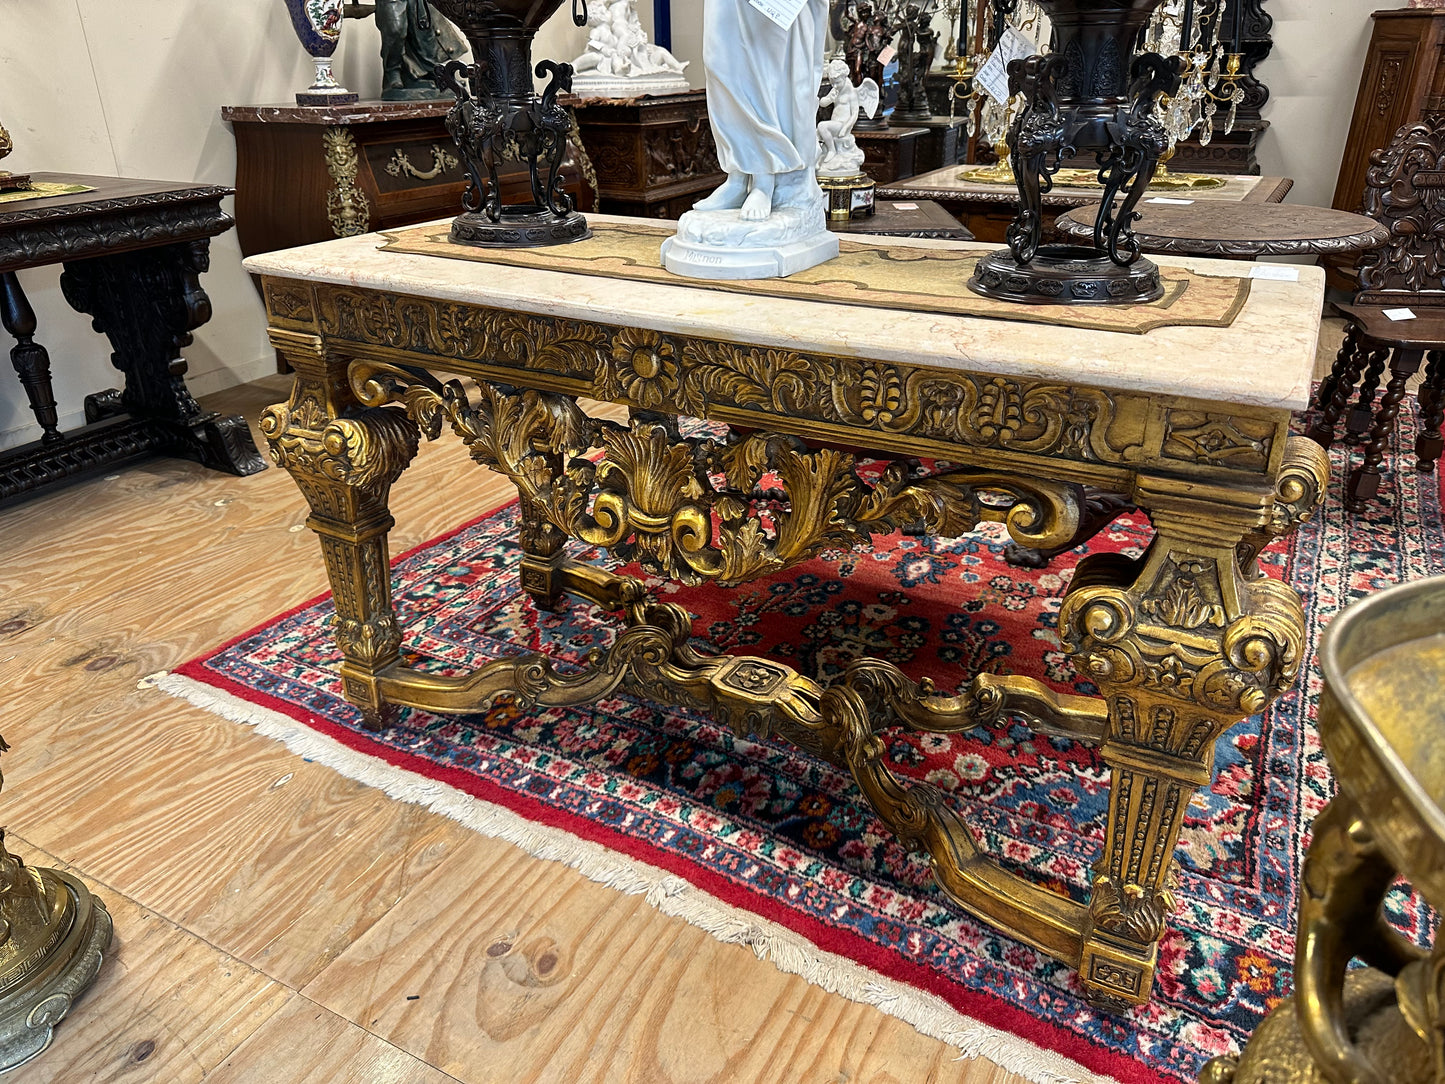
[518,493,569,612]
[261,331,420,732]
[1060,443,1323,1005]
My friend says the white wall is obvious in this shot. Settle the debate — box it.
[1255,0,1382,206]
[0,0,1388,450]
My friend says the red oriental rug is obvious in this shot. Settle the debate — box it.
[159,409,1445,1084]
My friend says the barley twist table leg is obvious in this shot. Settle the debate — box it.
[1415,350,1444,474]
[261,332,420,732]
[1308,321,1366,449]
[1347,349,1422,513]
[1060,454,1319,1004]
[1346,345,1392,442]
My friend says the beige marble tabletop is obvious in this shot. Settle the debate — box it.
[245,215,1323,412]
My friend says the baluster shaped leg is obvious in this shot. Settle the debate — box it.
[262,330,420,732]
[1416,350,1444,474]
[1061,450,1318,1005]
[0,272,61,444]
[1347,349,1422,512]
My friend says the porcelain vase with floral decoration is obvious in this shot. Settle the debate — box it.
[284,0,358,105]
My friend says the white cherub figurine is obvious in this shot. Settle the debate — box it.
[570,0,689,96]
[816,58,879,177]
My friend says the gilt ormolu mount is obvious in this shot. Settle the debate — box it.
[430,0,592,247]
[968,0,1182,305]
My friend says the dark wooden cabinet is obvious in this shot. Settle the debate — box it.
[908,117,969,174]
[1333,9,1445,216]
[567,91,726,219]
[221,100,591,258]
[855,127,926,184]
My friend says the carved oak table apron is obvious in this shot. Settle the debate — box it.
[247,222,1328,1007]
[0,173,266,503]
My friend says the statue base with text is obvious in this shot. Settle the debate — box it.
[661,204,839,279]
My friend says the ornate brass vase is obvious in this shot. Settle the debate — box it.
[0,121,30,193]
[1201,575,1445,1084]
[968,0,1181,305]
[431,0,591,247]
[0,737,111,1072]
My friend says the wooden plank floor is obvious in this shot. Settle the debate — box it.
[0,373,1029,1083]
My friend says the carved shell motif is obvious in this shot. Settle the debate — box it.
[284,0,344,56]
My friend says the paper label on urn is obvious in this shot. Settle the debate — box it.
[746,0,810,29]
[975,25,1036,104]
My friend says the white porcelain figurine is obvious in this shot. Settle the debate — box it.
[660,0,840,280]
[816,58,879,177]
[570,0,690,98]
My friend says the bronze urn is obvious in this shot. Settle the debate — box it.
[430,0,591,247]
[968,0,1182,305]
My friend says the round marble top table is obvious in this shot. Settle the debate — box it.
[1052,201,1389,259]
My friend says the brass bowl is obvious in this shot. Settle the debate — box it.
[1318,574,1445,903]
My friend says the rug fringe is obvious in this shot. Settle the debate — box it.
[154,671,1123,1084]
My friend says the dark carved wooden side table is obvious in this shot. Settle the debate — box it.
[881,167,1294,245]
[1053,202,1389,260]
[0,173,266,505]
[566,91,725,219]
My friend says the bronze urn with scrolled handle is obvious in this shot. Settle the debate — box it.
[429,0,592,247]
[968,0,1182,306]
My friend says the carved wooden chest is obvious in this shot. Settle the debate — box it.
[567,90,726,219]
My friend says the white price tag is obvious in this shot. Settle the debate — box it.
[745,0,810,30]
[1384,307,1417,321]
[1249,264,1300,282]
[892,202,919,210]
[1147,196,1194,205]
[878,45,897,66]
[975,25,1037,105]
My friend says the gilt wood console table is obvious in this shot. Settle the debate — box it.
[0,173,266,504]
[246,218,1327,1008]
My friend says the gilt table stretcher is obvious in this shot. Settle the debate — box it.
[246,218,1327,1007]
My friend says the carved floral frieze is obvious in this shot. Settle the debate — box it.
[292,284,1285,479]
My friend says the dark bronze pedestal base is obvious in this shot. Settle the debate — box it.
[968,246,1164,306]
[449,206,590,249]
